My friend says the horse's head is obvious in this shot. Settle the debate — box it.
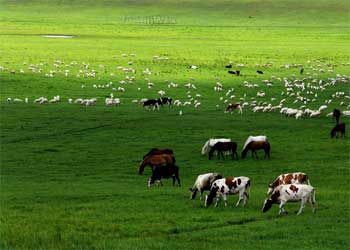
[241,150,247,159]
[138,159,147,175]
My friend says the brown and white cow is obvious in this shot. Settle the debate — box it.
[205,177,250,207]
[225,102,242,114]
[267,172,310,195]
[262,184,316,215]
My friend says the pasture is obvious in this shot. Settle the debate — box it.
[0,0,350,249]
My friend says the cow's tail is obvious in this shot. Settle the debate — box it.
[312,188,316,205]
[244,179,251,198]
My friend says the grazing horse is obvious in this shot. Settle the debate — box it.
[143,99,161,110]
[143,148,174,159]
[330,123,346,138]
[148,165,181,187]
[241,141,270,159]
[138,154,174,175]
[225,102,242,114]
[333,109,341,124]
[208,142,238,160]
[201,138,231,155]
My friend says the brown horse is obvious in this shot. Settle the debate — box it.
[208,141,238,160]
[139,154,175,174]
[143,148,174,159]
[241,141,270,159]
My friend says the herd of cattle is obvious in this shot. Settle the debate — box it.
[139,136,316,215]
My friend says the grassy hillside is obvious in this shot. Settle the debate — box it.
[0,0,349,249]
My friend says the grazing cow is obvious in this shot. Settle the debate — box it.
[225,102,243,114]
[228,70,236,75]
[262,184,316,215]
[330,123,346,138]
[205,177,251,207]
[256,70,264,74]
[158,97,172,107]
[333,109,341,124]
[148,165,180,187]
[143,99,161,110]
[201,138,231,155]
[267,172,310,195]
[208,141,238,160]
[189,173,223,200]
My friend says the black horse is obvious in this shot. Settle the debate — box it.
[208,141,238,160]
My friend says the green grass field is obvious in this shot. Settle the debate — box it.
[1,0,350,249]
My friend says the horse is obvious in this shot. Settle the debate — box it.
[330,123,345,138]
[148,165,181,187]
[333,109,341,124]
[138,154,175,175]
[225,103,242,114]
[241,141,270,159]
[201,138,231,155]
[208,142,238,160]
[143,148,174,159]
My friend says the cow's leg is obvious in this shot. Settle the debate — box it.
[308,195,316,213]
[223,194,228,207]
[236,191,244,207]
[297,198,307,215]
[279,201,286,215]
[214,196,221,207]
[255,151,259,159]
[172,176,176,186]
[243,191,249,207]
[200,190,204,200]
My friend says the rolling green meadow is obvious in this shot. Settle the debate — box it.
[0,0,350,249]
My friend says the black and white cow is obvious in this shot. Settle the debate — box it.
[189,173,223,200]
[205,177,251,207]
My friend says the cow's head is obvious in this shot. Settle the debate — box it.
[189,188,197,200]
[205,184,219,207]
[262,198,273,212]
[267,184,274,195]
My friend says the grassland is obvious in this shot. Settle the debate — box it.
[0,0,350,249]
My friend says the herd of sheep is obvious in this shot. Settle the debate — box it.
[2,56,350,119]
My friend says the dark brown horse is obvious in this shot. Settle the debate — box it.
[330,123,345,138]
[139,154,175,174]
[241,141,270,159]
[208,142,238,160]
[148,165,180,187]
[143,148,174,159]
